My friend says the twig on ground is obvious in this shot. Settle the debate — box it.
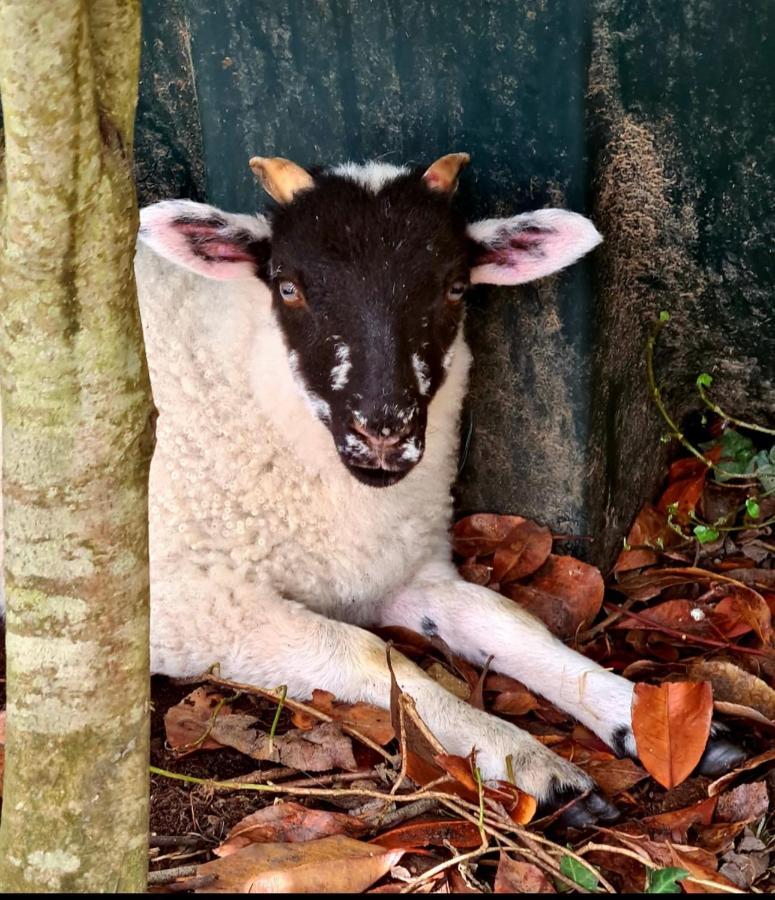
[371,797,439,830]
[602,602,774,659]
[147,864,198,885]
[149,834,209,849]
[198,673,397,763]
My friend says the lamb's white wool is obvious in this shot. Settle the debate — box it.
[330,343,352,391]
[331,161,409,193]
[411,353,431,396]
[442,346,455,371]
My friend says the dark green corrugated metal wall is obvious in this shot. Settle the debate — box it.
[135,0,775,565]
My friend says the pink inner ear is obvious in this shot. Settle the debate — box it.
[176,223,256,263]
[469,211,603,286]
[140,208,263,281]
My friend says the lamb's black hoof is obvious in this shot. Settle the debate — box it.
[539,784,621,829]
[696,735,746,777]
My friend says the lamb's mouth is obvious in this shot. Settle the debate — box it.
[344,463,411,488]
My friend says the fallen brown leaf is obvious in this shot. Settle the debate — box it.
[708,747,775,796]
[614,503,671,574]
[579,755,648,798]
[715,781,769,824]
[669,844,740,894]
[373,818,482,851]
[616,599,713,635]
[504,554,604,639]
[641,796,717,842]
[211,716,358,771]
[196,834,403,893]
[452,514,528,557]
[688,659,775,720]
[164,687,233,755]
[631,681,713,788]
[425,662,470,701]
[491,689,541,717]
[292,689,395,746]
[613,569,705,601]
[492,519,553,584]
[215,802,369,857]
[494,853,555,893]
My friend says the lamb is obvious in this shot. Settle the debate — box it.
[128,153,740,823]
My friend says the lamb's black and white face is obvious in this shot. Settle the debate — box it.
[139,153,603,488]
[266,164,470,487]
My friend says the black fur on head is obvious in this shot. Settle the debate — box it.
[266,167,470,487]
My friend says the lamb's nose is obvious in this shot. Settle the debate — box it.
[350,419,408,450]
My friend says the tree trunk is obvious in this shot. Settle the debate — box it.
[0,0,153,891]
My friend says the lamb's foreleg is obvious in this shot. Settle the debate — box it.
[151,578,617,822]
[378,561,743,775]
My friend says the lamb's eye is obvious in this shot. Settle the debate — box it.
[446,281,467,304]
[279,280,304,308]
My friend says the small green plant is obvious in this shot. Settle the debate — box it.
[558,854,600,892]
[647,315,775,544]
[645,866,689,893]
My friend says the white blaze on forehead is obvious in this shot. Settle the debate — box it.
[411,353,431,396]
[330,342,352,391]
[330,161,410,194]
[287,350,332,422]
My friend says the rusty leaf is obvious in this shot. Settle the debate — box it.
[491,519,553,584]
[669,844,739,894]
[373,818,482,851]
[614,503,672,574]
[631,681,714,788]
[710,591,773,642]
[215,802,369,857]
[492,689,541,717]
[164,687,233,755]
[641,796,717,842]
[196,835,403,893]
[494,853,555,893]
[452,514,528,557]
[504,555,604,639]
[657,470,708,523]
[292,689,395,746]
[616,599,714,635]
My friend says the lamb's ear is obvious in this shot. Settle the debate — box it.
[467,209,602,286]
[138,200,272,281]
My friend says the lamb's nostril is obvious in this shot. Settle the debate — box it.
[350,420,406,448]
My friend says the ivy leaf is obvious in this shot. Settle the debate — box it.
[714,429,756,482]
[746,497,761,519]
[646,866,689,893]
[659,310,671,323]
[696,372,713,388]
[559,855,599,892]
[693,524,719,543]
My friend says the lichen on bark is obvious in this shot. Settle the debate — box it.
[0,0,154,891]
